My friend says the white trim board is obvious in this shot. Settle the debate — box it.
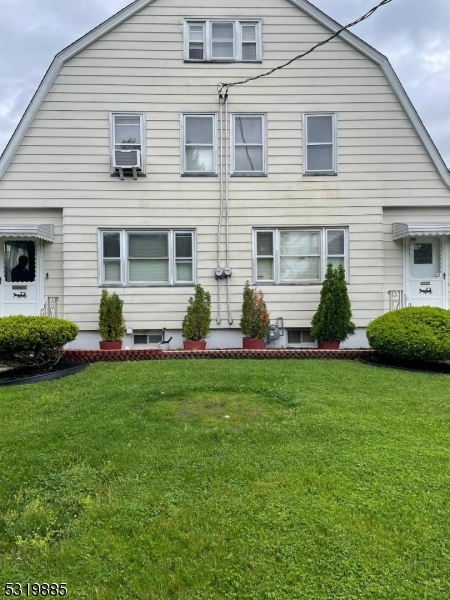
[1,0,449,188]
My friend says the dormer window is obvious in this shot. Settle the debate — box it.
[184,20,262,62]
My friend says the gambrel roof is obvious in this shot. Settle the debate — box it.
[1,0,449,186]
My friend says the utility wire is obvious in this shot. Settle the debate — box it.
[218,0,393,97]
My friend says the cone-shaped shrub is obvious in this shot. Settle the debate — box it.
[239,281,271,339]
[182,284,211,341]
[98,289,126,342]
[311,264,355,343]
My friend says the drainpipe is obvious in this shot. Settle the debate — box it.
[225,97,233,325]
[216,94,224,324]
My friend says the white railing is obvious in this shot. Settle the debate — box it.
[39,296,59,318]
[388,290,411,311]
[388,290,404,311]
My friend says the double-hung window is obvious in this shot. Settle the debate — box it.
[303,113,337,175]
[99,230,195,286]
[254,228,348,283]
[232,114,266,175]
[110,112,146,173]
[184,20,262,62]
[182,114,217,175]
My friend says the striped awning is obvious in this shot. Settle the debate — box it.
[0,224,54,242]
[393,223,450,240]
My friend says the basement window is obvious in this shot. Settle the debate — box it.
[133,331,163,345]
[287,329,315,346]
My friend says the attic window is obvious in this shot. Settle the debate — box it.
[184,20,262,62]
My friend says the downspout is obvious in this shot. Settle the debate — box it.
[225,96,233,325]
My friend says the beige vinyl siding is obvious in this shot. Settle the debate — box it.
[1,0,450,331]
[0,209,64,316]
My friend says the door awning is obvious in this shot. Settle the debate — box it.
[393,223,450,240]
[0,224,54,242]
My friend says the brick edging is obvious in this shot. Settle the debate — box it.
[64,348,375,363]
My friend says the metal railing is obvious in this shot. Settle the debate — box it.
[39,296,59,318]
[388,290,411,311]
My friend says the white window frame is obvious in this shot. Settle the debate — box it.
[303,112,337,175]
[253,228,348,284]
[183,19,262,62]
[98,229,196,287]
[231,113,267,176]
[109,112,146,175]
[181,113,218,176]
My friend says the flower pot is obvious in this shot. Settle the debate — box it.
[317,341,340,350]
[99,341,123,350]
[243,337,265,350]
[183,340,207,351]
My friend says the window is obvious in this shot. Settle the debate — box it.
[110,112,146,173]
[4,241,36,283]
[253,228,348,284]
[133,331,163,345]
[287,329,315,345]
[303,113,337,174]
[182,114,217,175]
[232,114,266,175]
[184,20,261,62]
[99,230,195,286]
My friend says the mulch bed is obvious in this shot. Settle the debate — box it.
[360,354,450,375]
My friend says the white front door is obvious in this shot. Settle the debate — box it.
[0,239,42,316]
[405,236,447,308]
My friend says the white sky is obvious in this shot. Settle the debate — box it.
[0,0,449,164]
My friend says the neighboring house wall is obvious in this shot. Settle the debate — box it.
[0,0,449,338]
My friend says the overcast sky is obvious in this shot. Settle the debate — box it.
[1,0,449,164]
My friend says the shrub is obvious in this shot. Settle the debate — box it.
[98,290,126,342]
[0,316,79,367]
[367,306,450,361]
[240,282,271,339]
[182,284,211,341]
[311,264,355,343]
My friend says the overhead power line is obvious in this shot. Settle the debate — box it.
[218,0,393,98]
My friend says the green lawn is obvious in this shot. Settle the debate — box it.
[1,360,449,599]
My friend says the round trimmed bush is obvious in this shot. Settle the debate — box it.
[367,307,450,361]
[0,316,79,367]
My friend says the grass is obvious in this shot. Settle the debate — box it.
[0,359,450,599]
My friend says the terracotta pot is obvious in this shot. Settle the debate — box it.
[183,340,207,351]
[99,340,123,350]
[317,341,340,350]
[243,337,265,350]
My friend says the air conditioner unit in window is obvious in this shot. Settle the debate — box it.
[114,150,142,180]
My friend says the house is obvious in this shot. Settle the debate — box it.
[0,0,449,350]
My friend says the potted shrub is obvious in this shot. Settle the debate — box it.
[240,281,270,350]
[182,284,211,350]
[98,289,126,350]
[311,263,355,349]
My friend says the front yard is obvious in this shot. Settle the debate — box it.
[1,360,449,599]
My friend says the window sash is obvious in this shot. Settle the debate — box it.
[253,229,348,284]
[304,113,336,174]
[232,114,266,174]
[182,114,217,174]
[188,23,205,60]
[99,230,195,286]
